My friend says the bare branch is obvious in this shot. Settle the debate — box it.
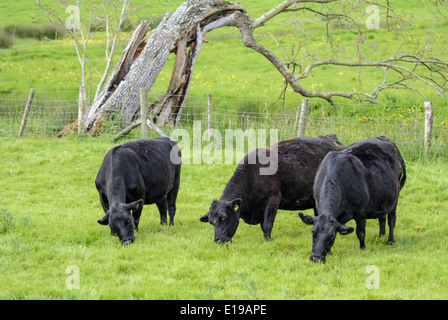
[253,0,338,29]
[297,57,447,98]
[36,0,89,58]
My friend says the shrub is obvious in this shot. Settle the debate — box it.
[4,24,40,39]
[3,23,67,41]
[40,24,67,40]
[0,29,15,49]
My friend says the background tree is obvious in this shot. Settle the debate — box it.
[36,0,139,104]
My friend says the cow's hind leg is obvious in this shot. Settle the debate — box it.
[387,209,397,245]
[156,197,168,225]
[166,173,180,226]
[378,215,386,238]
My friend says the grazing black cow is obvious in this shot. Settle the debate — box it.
[200,135,345,243]
[299,136,406,262]
[95,137,181,245]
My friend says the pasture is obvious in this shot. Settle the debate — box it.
[0,0,448,301]
[0,136,447,299]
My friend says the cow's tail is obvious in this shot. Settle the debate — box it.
[398,154,406,191]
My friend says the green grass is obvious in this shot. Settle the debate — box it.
[0,0,447,300]
[0,136,447,299]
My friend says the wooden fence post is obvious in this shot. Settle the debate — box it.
[424,101,433,157]
[78,86,85,134]
[18,88,35,138]
[297,98,308,137]
[293,103,300,134]
[140,87,149,138]
[208,94,212,132]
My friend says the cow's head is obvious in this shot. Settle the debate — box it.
[98,199,143,245]
[299,212,354,262]
[200,198,242,243]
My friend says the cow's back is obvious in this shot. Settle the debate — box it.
[275,135,345,210]
[121,138,180,203]
[96,137,181,205]
[344,137,405,217]
[314,151,370,220]
[231,134,345,212]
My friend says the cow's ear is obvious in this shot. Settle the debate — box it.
[127,199,144,212]
[337,223,354,235]
[299,212,316,225]
[229,198,242,211]
[97,214,109,225]
[200,212,209,222]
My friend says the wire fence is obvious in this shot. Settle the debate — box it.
[1,89,447,161]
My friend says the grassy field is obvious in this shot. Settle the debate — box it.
[0,136,447,299]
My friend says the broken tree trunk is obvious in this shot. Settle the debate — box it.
[83,0,244,132]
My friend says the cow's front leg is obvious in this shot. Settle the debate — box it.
[156,197,168,225]
[132,207,143,231]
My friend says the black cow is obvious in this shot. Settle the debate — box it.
[299,136,406,262]
[95,137,181,245]
[200,135,345,243]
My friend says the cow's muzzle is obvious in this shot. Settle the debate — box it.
[122,238,134,246]
[310,255,326,263]
[214,237,232,244]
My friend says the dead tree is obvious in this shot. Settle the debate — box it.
[83,0,448,132]
[83,0,244,131]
